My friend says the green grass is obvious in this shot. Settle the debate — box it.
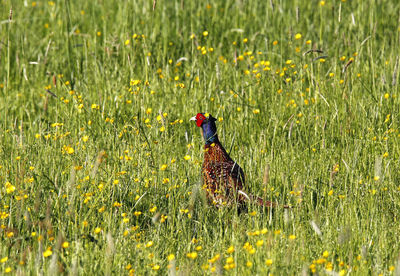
[1,0,400,274]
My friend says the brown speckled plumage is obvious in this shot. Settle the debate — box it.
[202,142,246,206]
[191,113,281,209]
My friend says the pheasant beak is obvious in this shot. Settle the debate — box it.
[189,116,197,121]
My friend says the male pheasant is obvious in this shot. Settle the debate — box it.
[190,113,278,208]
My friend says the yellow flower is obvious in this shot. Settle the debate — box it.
[130,79,141,86]
[82,135,89,142]
[322,250,330,258]
[273,40,278,45]
[326,262,333,271]
[226,246,235,254]
[265,259,273,266]
[253,109,260,114]
[5,182,15,194]
[152,265,160,271]
[256,240,264,247]
[208,254,220,263]
[289,235,296,240]
[226,257,234,264]
[261,228,268,234]
[186,252,198,259]
[167,254,175,261]
[160,214,168,222]
[146,241,154,248]
[5,267,11,273]
[320,1,325,6]
[184,155,191,161]
[202,31,208,37]
[125,39,130,45]
[94,227,101,234]
[62,242,69,248]
[246,261,253,267]
[0,256,8,263]
[43,248,52,257]
[67,146,74,154]
[295,33,302,40]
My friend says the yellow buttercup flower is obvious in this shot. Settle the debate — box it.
[226,246,234,254]
[43,248,52,257]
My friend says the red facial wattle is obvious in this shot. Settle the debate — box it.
[196,113,206,127]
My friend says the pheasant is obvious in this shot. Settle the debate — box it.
[190,113,279,209]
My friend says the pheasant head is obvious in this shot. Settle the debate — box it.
[190,113,219,145]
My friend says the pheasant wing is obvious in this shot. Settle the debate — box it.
[202,160,244,193]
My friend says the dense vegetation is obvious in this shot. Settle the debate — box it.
[1,0,400,274]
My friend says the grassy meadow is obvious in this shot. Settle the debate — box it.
[1,0,400,274]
